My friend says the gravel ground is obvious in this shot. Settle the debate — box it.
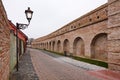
[10,49,39,80]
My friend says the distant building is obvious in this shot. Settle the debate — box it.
[27,38,34,45]
[27,38,34,47]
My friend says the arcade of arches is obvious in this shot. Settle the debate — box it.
[32,33,108,61]
[73,37,85,57]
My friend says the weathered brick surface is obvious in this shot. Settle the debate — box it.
[108,0,120,16]
[0,1,10,80]
[108,14,120,28]
[108,27,120,40]
[108,0,118,3]
[107,40,120,53]
[108,0,120,71]
[108,52,120,65]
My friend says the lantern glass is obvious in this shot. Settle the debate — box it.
[25,7,33,23]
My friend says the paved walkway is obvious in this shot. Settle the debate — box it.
[10,49,39,80]
[30,48,103,80]
[31,49,120,80]
[10,48,120,80]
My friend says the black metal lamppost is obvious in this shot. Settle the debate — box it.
[16,7,33,71]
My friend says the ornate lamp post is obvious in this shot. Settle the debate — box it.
[16,7,33,71]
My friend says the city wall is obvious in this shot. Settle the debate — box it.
[32,0,120,71]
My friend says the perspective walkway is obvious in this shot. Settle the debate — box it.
[30,48,101,80]
[10,48,120,80]
[30,48,120,80]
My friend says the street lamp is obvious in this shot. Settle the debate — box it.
[16,7,33,71]
[25,7,33,24]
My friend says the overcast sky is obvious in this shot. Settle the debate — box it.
[2,0,107,39]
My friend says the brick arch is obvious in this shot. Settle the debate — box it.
[44,43,46,49]
[41,43,42,48]
[63,39,70,53]
[57,40,61,53]
[73,37,85,56]
[49,42,51,50]
[40,43,41,48]
[47,42,48,49]
[41,43,43,48]
[43,43,44,48]
[52,41,55,51]
[91,33,107,61]
[45,42,47,49]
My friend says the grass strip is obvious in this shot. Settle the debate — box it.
[39,49,108,68]
[72,56,108,68]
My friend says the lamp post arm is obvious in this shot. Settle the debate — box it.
[16,22,30,30]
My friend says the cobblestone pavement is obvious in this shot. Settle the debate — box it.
[10,49,39,80]
[30,48,104,80]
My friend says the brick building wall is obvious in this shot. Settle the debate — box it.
[32,0,120,71]
[0,1,10,80]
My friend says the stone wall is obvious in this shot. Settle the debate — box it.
[32,3,108,61]
[0,1,10,80]
[107,0,120,71]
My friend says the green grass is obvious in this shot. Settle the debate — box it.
[72,56,108,68]
[44,49,64,56]
[38,49,108,68]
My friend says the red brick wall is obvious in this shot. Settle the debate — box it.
[0,1,10,80]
